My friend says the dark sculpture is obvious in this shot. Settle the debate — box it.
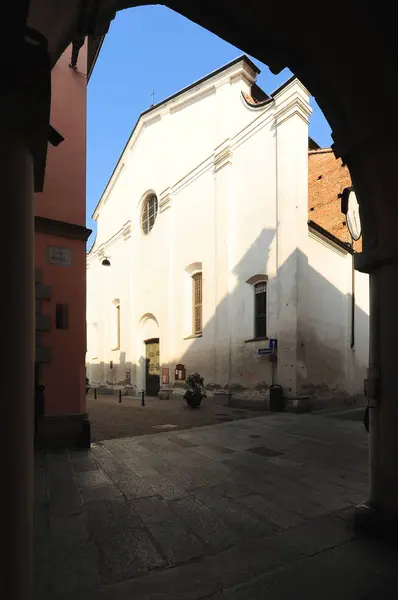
[184,372,206,408]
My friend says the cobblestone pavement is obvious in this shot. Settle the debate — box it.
[87,393,268,441]
[35,411,398,600]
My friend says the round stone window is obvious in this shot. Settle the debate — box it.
[141,193,158,235]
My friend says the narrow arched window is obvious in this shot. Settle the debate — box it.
[254,281,267,338]
[192,272,203,335]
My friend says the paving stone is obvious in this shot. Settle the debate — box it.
[299,464,368,493]
[189,445,236,465]
[192,487,277,538]
[216,482,254,499]
[222,540,387,600]
[131,496,205,565]
[143,471,189,500]
[202,533,305,590]
[255,469,349,516]
[141,448,184,470]
[168,436,199,448]
[267,456,302,468]
[276,513,355,556]
[70,558,221,600]
[90,443,112,460]
[155,466,206,491]
[327,537,398,579]
[70,450,99,473]
[151,457,221,491]
[34,538,51,599]
[35,411,372,600]
[86,497,164,582]
[171,495,239,552]
[49,539,100,598]
[98,456,157,498]
[76,469,122,502]
[121,455,164,479]
[102,439,132,459]
[117,439,155,456]
[217,438,255,452]
[247,445,284,458]
[175,447,234,478]
[138,437,175,453]
[237,473,329,517]
[48,461,82,514]
[47,450,70,466]
[76,469,111,486]
[49,512,88,548]
[235,494,304,530]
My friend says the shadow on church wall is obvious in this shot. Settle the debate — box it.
[87,228,369,402]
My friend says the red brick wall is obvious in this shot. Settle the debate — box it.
[308,149,361,251]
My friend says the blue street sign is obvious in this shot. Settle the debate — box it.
[270,339,278,350]
[257,348,272,355]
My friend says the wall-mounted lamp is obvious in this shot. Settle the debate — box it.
[101,257,111,267]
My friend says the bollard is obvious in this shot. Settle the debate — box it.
[141,390,145,407]
[94,388,97,399]
[118,389,122,403]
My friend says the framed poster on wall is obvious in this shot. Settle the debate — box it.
[162,368,169,385]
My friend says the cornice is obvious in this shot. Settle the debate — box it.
[213,140,233,172]
[159,188,172,212]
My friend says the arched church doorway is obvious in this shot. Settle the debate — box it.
[138,313,160,395]
[144,337,160,396]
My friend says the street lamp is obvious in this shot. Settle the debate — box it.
[101,257,111,267]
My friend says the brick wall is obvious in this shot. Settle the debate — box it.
[308,148,361,251]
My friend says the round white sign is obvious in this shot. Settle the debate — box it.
[346,189,362,241]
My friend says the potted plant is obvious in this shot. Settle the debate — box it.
[184,372,206,408]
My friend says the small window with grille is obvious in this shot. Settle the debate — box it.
[254,281,267,338]
[141,193,158,235]
[192,272,203,335]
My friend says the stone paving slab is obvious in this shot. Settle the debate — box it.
[170,495,239,552]
[70,449,99,473]
[86,497,165,581]
[95,455,159,498]
[76,469,123,502]
[132,496,204,565]
[34,410,398,600]
[191,486,279,539]
[235,493,306,529]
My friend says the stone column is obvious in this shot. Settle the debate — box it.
[348,128,398,532]
[0,126,35,599]
[0,28,50,598]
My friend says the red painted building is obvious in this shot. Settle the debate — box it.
[34,39,101,448]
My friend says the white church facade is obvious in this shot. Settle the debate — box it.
[86,56,369,407]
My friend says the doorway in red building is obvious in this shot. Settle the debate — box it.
[145,338,160,397]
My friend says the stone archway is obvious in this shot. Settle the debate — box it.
[5,5,398,596]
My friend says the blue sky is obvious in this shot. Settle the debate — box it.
[87,6,332,240]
